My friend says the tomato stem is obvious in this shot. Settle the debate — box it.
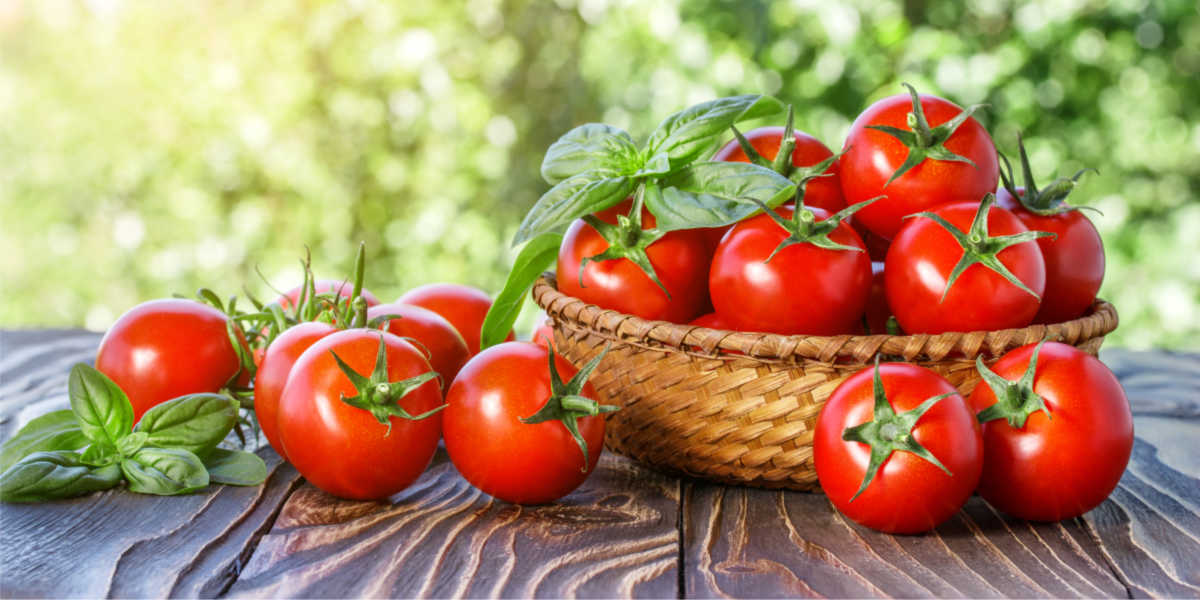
[866,82,985,188]
[332,334,444,436]
[520,344,618,473]
[975,339,1053,428]
[999,134,1100,216]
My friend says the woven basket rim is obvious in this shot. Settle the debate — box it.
[532,272,1118,364]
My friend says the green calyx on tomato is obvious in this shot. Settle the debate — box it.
[519,345,617,473]
[578,187,670,295]
[842,359,956,501]
[330,334,444,435]
[752,187,879,262]
[866,82,986,187]
[999,134,1099,216]
[911,194,1056,302]
[731,105,804,178]
[974,339,1051,428]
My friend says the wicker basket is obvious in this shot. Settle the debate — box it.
[532,273,1119,491]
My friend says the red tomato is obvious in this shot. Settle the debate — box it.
[709,205,871,335]
[714,126,845,213]
[851,219,892,262]
[278,330,443,500]
[997,189,1104,323]
[689,312,734,329]
[840,87,998,239]
[557,199,713,324]
[885,201,1046,334]
[368,302,471,386]
[443,342,608,504]
[96,299,240,423]
[277,279,380,311]
[531,322,555,349]
[814,362,983,534]
[862,262,891,335]
[397,283,512,355]
[254,321,338,460]
[969,342,1132,521]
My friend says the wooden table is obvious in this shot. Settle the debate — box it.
[1,329,1197,598]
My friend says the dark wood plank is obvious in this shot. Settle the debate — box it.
[0,329,304,599]
[226,450,680,599]
[684,350,1199,598]
[1083,349,1200,598]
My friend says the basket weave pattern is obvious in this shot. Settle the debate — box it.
[533,273,1119,490]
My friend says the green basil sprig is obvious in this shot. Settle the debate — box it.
[0,364,268,503]
[480,231,564,350]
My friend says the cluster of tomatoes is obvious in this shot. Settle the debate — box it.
[815,340,1132,534]
[557,84,1105,339]
[92,250,615,504]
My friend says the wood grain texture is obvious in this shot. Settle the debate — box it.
[226,450,680,599]
[0,329,304,599]
[683,349,1199,599]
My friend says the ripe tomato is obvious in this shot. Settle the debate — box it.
[254,321,338,460]
[851,219,891,262]
[278,330,443,500]
[713,126,845,213]
[885,199,1047,334]
[689,312,734,329]
[443,342,611,504]
[840,86,998,239]
[997,189,1104,323]
[532,322,555,349]
[814,362,983,534]
[969,341,1132,521]
[368,302,471,386]
[96,299,240,423]
[277,279,380,311]
[557,199,712,324]
[397,283,512,355]
[709,204,871,335]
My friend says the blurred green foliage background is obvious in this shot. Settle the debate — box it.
[1,0,1197,349]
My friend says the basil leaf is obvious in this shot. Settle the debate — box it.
[541,124,640,185]
[481,232,563,351]
[116,431,149,457]
[0,450,123,503]
[645,95,784,167]
[203,448,268,486]
[0,410,88,473]
[648,161,798,231]
[134,393,237,459]
[80,442,119,467]
[513,172,634,244]
[68,363,134,447]
[122,447,209,496]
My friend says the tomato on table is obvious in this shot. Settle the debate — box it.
[814,361,983,534]
[368,302,472,386]
[278,330,443,500]
[713,125,845,213]
[557,199,713,324]
[397,283,513,355]
[96,299,241,423]
[885,196,1050,334]
[443,342,615,504]
[969,341,1132,521]
[709,203,872,335]
[253,321,338,460]
[840,84,998,239]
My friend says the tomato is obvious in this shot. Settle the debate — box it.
[851,219,891,262]
[277,279,380,312]
[885,199,1047,334]
[557,199,712,324]
[840,85,998,239]
[714,126,845,213]
[253,321,338,460]
[709,204,871,335]
[532,322,555,349]
[278,330,443,500]
[814,362,983,534]
[397,283,512,355]
[443,342,611,504]
[368,302,471,386]
[96,299,240,423]
[862,262,891,335]
[689,312,734,329]
[997,189,1104,323]
[969,341,1132,521]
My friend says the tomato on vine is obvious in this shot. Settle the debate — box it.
[443,342,615,504]
[969,340,1132,521]
[277,279,380,312]
[885,195,1052,334]
[368,302,471,386]
[840,83,998,239]
[814,360,983,534]
[278,330,444,500]
[996,136,1105,323]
